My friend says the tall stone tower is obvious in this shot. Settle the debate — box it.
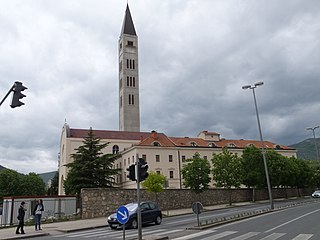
[119,4,140,132]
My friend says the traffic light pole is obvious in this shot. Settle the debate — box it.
[136,155,142,240]
[0,84,14,107]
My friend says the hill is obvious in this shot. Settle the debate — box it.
[38,171,57,186]
[289,138,320,160]
[0,165,7,171]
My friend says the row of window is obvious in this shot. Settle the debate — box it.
[119,76,137,89]
[119,153,208,166]
[119,40,135,50]
[119,94,136,107]
[114,169,175,184]
[119,58,136,72]
[127,59,135,70]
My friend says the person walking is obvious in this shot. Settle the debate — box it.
[16,201,26,234]
[33,199,44,231]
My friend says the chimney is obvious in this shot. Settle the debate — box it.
[151,130,157,139]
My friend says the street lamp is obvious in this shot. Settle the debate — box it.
[242,81,274,210]
[306,126,320,161]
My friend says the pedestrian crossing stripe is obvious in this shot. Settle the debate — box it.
[53,228,315,240]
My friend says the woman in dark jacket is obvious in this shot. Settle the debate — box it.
[16,201,26,234]
[32,199,44,230]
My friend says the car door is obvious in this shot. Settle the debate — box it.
[140,203,152,223]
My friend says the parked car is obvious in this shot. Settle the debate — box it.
[312,190,320,198]
[107,202,162,229]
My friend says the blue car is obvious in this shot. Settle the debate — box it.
[107,202,162,229]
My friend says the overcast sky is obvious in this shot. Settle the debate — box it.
[1,0,319,174]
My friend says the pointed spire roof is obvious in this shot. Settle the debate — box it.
[121,4,137,36]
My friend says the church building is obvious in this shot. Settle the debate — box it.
[58,5,296,195]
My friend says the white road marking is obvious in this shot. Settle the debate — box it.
[265,208,320,233]
[230,232,260,240]
[291,234,313,240]
[199,231,237,240]
[170,230,216,240]
[260,233,286,240]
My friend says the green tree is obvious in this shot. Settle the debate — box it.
[142,171,166,203]
[310,161,320,188]
[47,171,59,195]
[64,128,120,195]
[0,169,22,197]
[211,148,242,205]
[21,172,46,196]
[266,149,288,187]
[241,146,266,189]
[181,152,211,195]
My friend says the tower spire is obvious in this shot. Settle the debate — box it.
[121,4,137,36]
[119,4,140,132]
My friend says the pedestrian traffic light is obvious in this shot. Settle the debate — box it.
[138,158,149,182]
[10,81,27,108]
[127,164,136,181]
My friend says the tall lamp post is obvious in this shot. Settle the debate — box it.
[306,126,319,161]
[242,81,274,210]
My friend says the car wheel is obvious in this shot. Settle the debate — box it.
[110,225,117,230]
[155,216,162,225]
[131,218,138,229]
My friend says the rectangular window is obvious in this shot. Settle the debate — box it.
[129,94,131,104]
[133,77,136,87]
[124,159,126,166]
[156,155,160,162]
[127,41,133,46]
[156,171,161,175]
[132,94,134,105]
[169,171,174,179]
[204,156,207,160]
[169,155,173,162]
[128,157,130,165]
[133,59,135,69]
[119,61,122,72]
[142,154,147,160]
[127,59,129,69]
[127,76,130,86]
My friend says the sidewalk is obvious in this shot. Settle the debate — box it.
[0,201,255,240]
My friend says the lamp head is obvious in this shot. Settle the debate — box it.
[254,81,264,87]
[242,85,251,90]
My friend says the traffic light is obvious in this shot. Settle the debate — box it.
[10,81,27,108]
[138,158,149,182]
[127,164,136,181]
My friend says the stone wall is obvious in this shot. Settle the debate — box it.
[80,188,312,219]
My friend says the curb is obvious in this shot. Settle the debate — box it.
[57,224,107,233]
[3,233,49,240]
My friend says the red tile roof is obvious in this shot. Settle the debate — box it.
[67,128,294,150]
[68,129,150,141]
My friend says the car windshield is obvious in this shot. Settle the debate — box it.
[314,191,320,193]
[125,203,138,212]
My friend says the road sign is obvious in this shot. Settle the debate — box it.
[117,206,129,224]
[192,202,203,215]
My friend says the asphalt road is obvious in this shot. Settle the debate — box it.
[37,198,320,240]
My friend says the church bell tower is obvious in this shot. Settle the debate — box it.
[119,4,140,132]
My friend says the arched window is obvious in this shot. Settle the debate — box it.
[227,143,236,148]
[153,141,161,146]
[246,143,256,147]
[190,142,197,147]
[112,145,119,154]
[208,143,216,147]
